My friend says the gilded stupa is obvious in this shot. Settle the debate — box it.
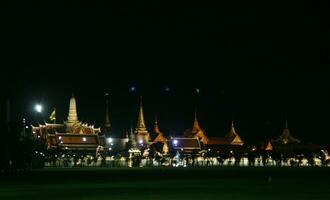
[134,97,151,144]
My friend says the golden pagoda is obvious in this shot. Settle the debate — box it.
[274,117,300,144]
[225,120,244,145]
[184,111,208,144]
[152,116,167,144]
[65,94,81,130]
[134,97,151,144]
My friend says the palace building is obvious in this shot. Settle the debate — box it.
[32,95,104,151]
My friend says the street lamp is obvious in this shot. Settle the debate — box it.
[35,104,43,113]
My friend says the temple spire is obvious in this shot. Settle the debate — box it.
[192,111,202,133]
[154,115,160,133]
[284,115,288,129]
[134,96,150,143]
[66,94,79,127]
[104,93,111,129]
[136,96,147,131]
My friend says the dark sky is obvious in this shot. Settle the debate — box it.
[2,1,329,144]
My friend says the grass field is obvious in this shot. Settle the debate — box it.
[1,167,329,200]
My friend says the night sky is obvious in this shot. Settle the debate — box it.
[1,2,329,144]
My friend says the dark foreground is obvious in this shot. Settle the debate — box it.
[1,167,329,200]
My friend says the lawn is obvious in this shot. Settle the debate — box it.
[1,167,329,200]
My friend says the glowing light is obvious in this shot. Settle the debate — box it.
[195,88,200,94]
[37,135,40,138]
[25,126,29,129]
[109,147,112,151]
[58,136,62,140]
[130,86,136,92]
[35,104,43,113]
[173,139,178,146]
[208,148,211,151]
[107,138,113,143]
[82,137,87,142]
[165,87,170,92]
[138,139,143,144]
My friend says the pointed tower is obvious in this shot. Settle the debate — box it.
[65,94,80,129]
[265,140,273,151]
[192,111,202,134]
[152,116,167,144]
[153,115,160,133]
[103,93,111,135]
[185,111,208,144]
[277,116,300,144]
[226,120,244,145]
[134,97,150,144]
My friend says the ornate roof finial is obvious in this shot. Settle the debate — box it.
[154,115,160,133]
[135,96,147,131]
[192,110,202,133]
[104,92,111,129]
[284,114,288,129]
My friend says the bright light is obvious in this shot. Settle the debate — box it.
[208,148,211,151]
[82,137,87,142]
[130,86,136,92]
[58,136,62,140]
[37,135,40,138]
[108,147,112,151]
[138,139,143,144]
[25,126,29,129]
[107,138,113,143]
[35,104,43,113]
[173,139,178,146]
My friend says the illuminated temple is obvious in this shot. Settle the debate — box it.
[32,95,104,151]
[184,112,244,146]
[31,95,314,157]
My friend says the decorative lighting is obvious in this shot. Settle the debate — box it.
[82,137,87,142]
